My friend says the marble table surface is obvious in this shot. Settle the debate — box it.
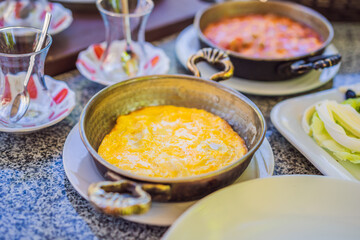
[1,22,360,239]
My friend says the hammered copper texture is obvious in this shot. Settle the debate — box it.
[80,75,265,202]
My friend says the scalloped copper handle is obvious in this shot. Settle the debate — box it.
[88,171,171,216]
[88,180,151,216]
[187,48,234,82]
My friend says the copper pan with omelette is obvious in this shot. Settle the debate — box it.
[195,1,342,81]
[79,48,266,216]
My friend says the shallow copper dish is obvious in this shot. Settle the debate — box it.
[79,49,266,216]
[195,1,341,81]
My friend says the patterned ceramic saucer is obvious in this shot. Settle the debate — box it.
[0,75,76,133]
[0,1,73,35]
[76,41,170,86]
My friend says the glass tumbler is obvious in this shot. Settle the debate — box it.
[96,0,154,81]
[0,27,53,127]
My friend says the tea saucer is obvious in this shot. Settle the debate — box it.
[63,124,274,226]
[76,41,170,86]
[0,76,76,133]
[175,25,341,96]
[0,2,73,35]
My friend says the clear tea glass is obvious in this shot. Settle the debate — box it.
[96,0,154,81]
[0,27,54,128]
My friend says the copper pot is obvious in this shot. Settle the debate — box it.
[79,49,266,216]
[195,1,341,81]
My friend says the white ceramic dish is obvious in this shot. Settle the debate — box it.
[271,85,360,181]
[76,41,170,86]
[163,175,360,240]
[0,76,75,133]
[63,124,274,226]
[175,25,340,96]
[0,2,73,35]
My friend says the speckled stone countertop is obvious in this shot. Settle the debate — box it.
[1,22,360,239]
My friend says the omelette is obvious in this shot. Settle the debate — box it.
[98,105,247,178]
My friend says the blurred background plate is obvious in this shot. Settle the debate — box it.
[163,176,360,240]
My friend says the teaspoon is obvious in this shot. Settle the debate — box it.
[9,12,52,123]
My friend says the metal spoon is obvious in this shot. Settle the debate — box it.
[9,12,52,123]
[120,0,139,77]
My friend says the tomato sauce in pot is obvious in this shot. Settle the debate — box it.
[203,14,323,59]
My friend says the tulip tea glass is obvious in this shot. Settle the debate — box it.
[96,0,154,81]
[0,27,54,128]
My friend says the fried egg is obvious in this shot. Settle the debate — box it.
[98,106,247,178]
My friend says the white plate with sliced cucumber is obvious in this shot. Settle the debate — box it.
[271,84,360,181]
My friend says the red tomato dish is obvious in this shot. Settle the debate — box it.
[203,14,323,59]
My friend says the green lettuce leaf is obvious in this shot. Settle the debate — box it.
[342,97,360,112]
[310,113,360,163]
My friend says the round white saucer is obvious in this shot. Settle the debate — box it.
[63,124,274,226]
[0,2,73,35]
[0,75,76,133]
[175,25,341,96]
[76,41,170,86]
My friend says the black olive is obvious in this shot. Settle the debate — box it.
[345,89,357,99]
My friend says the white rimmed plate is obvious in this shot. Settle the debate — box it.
[0,2,73,35]
[63,124,274,226]
[175,25,340,96]
[76,41,170,86]
[163,175,360,240]
[271,84,360,181]
[0,76,76,133]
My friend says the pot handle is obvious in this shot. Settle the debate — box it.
[187,48,234,82]
[88,171,171,216]
[290,54,342,74]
